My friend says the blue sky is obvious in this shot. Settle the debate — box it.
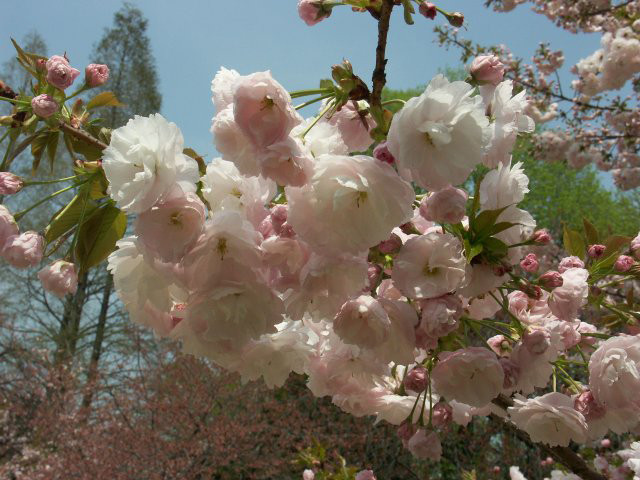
[2,1,601,158]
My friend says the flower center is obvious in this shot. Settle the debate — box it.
[260,95,275,111]
[217,237,228,259]
[423,264,439,276]
[356,191,368,208]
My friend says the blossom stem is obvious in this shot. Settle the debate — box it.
[381,99,406,107]
[294,93,333,110]
[14,181,87,221]
[24,174,86,186]
[289,88,334,99]
[300,100,335,139]
[65,85,88,102]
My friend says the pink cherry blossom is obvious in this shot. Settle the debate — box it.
[520,253,539,273]
[470,55,505,86]
[37,260,78,297]
[419,186,468,224]
[558,256,585,273]
[548,268,589,321]
[431,347,504,407]
[508,392,588,447]
[31,94,58,118]
[333,295,391,349]
[134,188,206,263]
[614,255,635,272]
[392,232,467,300]
[2,231,43,268]
[325,101,376,153]
[0,205,18,247]
[0,172,23,195]
[85,63,109,87]
[45,55,80,90]
[233,71,301,149]
[298,0,332,26]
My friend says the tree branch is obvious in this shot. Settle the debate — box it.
[492,395,606,480]
[370,0,394,110]
[59,122,108,151]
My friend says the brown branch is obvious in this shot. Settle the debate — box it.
[370,0,394,110]
[492,395,606,480]
[59,122,108,151]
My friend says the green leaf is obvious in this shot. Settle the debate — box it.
[483,237,509,259]
[86,91,125,110]
[563,226,585,258]
[466,243,483,263]
[319,79,333,90]
[401,0,415,24]
[44,193,98,244]
[583,218,599,245]
[603,235,631,254]
[63,132,103,162]
[46,131,59,172]
[30,133,49,173]
[183,147,206,176]
[471,205,511,238]
[486,221,519,237]
[75,204,126,272]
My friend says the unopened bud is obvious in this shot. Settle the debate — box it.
[531,229,551,244]
[520,253,539,273]
[539,270,563,288]
[446,11,464,27]
[404,366,428,393]
[587,244,606,258]
[613,255,634,272]
[419,2,437,20]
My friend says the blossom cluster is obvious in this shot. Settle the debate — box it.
[97,56,640,464]
[437,0,640,189]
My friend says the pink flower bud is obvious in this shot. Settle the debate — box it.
[519,282,542,300]
[493,466,501,474]
[508,290,529,315]
[378,233,402,254]
[487,334,511,356]
[0,172,23,194]
[558,256,584,273]
[614,255,634,272]
[631,233,640,259]
[367,263,382,291]
[470,55,505,86]
[408,429,442,461]
[0,205,19,247]
[31,94,58,118]
[446,12,464,27]
[431,402,452,427]
[539,270,563,288]
[2,231,44,268]
[419,2,437,19]
[573,390,605,421]
[85,63,109,88]
[38,260,78,297]
[45,55,81,90]
[297,0,332,26]
[520,253,539,273]
[531,229,551,244]
[523,327,551,355]
[419,186,468,224]
[397,422,416,446]
[355,470,376,480]
[404,365,428,393]
[303,469,315,480]
[373,141,395,164]
[588,244,606,258]
[600,438,611,448]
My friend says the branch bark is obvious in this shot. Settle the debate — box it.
[59,122,108,151]
[492,395,606,480]
[370,0,394,111]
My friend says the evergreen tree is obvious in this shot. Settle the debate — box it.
[90,2,162,129]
